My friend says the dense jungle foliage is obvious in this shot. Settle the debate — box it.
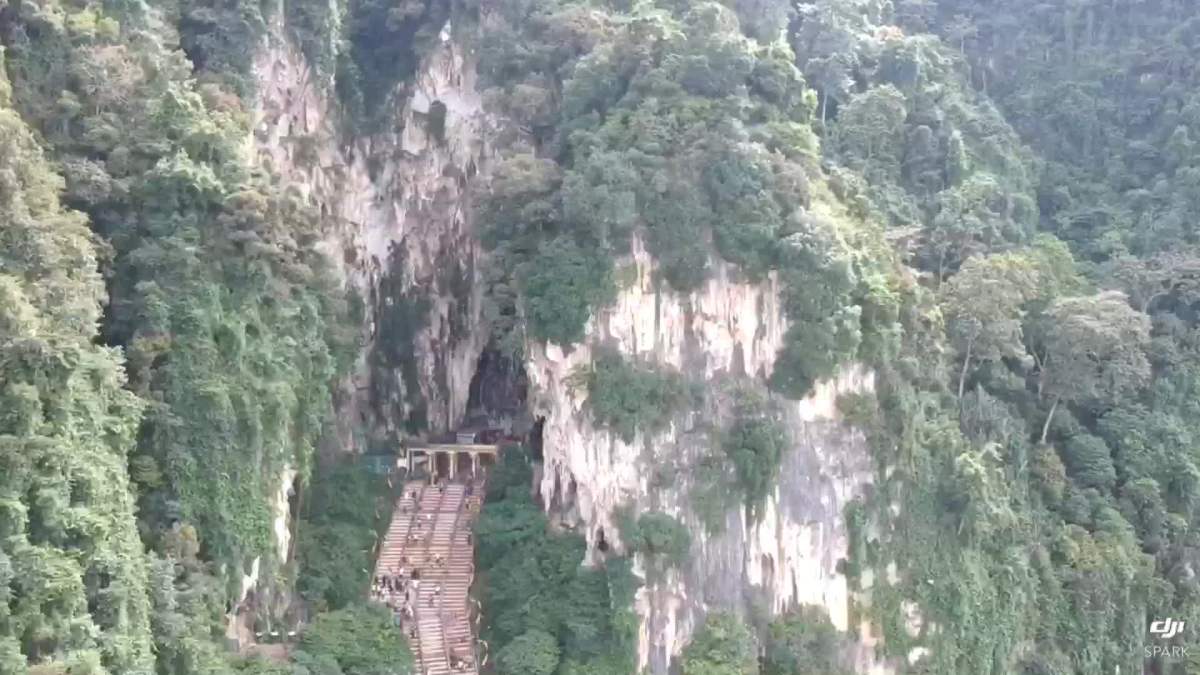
[475,446,641,675]
[474,0,1200,673]
[0,1,367,673]
[3,0,1200,673]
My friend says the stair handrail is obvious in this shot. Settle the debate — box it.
[461,479,485,673]
[440,488,469,671]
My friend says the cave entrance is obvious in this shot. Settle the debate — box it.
[428,100,448,144]
[286,473,302,561]
[530,416,545,461]
[463,346,528,443]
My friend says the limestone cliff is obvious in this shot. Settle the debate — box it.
[249,16,886,674]
[528,235,887,673]
[236,12,494,639]
[252,17,492,451]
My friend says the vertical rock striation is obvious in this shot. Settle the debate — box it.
[240,16,493,639]
[528,235,884,673]
[252,22,492,449]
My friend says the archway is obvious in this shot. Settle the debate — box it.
[434,451,451,480]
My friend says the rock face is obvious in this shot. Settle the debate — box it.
[252,21,492,449]
[250,19,884,675]
[240,16,494,644]
[528,235,884,673]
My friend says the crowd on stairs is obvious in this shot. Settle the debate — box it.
[373,478,485,675]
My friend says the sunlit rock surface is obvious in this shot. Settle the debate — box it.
[528,235,886,673]
[253,20,491,446]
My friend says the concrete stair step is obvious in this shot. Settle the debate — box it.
[369,477,482,675]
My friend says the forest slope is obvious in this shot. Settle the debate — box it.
[0,1,1198,674]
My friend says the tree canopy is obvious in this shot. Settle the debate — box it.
[4,0,1200,673]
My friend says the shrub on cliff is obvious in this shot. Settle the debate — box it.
[681,612,759,675]
[570,348,694,442]
[722,388,789,519]
[618,510,693,573]
[763,605,853,675]
[522,236,617,345]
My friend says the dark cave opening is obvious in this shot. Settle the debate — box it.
[462,346,529,441]
[428,100,448,144]
[286,473,302,559]
[530,416,545,461]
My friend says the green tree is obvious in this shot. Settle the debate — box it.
[941,251,1040,398]
[763,605,853,675]
[295,604,413,675]
[1061,434,1117,491]
[521,236,616,346]
[622,511,693,571]
[296,463,390,612]
[834,84,908,177]
[1036,291,1151,442]
[0,86,151,671]
[681,612,758,675]
[722,392,789,519]
[951,443,1018,543]
[1105,250,1200,314]
[476,447,639,672]
[496,629,561,675]
[569,349,691,442]
[927,174,1034,281]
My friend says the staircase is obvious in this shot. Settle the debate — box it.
[373,480,483,674]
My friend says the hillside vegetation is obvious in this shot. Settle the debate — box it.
[0,0,1198,674]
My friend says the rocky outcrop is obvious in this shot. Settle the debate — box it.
[252,20,492,448]
[238,13,494,644]
[528,234,884,673]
